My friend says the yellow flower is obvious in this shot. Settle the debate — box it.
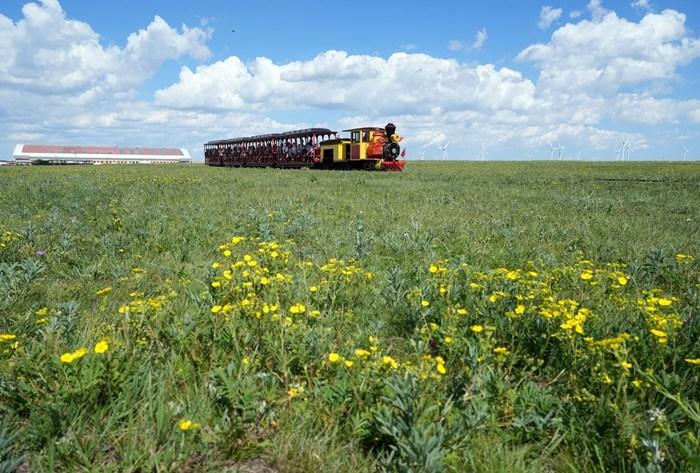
[211,305,222,314]
[383,356,399,369]
[242,356,250,365]
[260,277,269,285]
[514,305,525,315]
[354,348,371,358]
[328,352,342,363]
[0,334,17,341]
[421,300,430,308]
[657,298,672,307]
[632,379,643,388]
[131,267,144,274]
[287,386,304,398]
[60,352,75,363]
[344,360,354,368]
[429,265,438,274]
[650,328,667,338]
[436,362,446,375]
[444,336,453,345]
[470,325,484,333]
[456,308,468,316]
[211,281,221,288]
[580,270,593,281]
[35,307,49,316]
[178,419,200,431]
[685,358,700,365]
[309,286,318,293]
[289,303,306,314]
[95,287,112,296]
[617,276,628,286]
[94,340,109,354]
[494,347,510,356]
[73,347,87,359]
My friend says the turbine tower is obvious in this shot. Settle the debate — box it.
[549,142,556,160]
[479,144,488,161]
[683,146,688,161]
[556,143,565,160]
[616,140,629,161]
[438,143,449,161]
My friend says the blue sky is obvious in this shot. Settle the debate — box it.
[1,0,699,161]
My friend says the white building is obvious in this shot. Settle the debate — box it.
[12,144,191,165]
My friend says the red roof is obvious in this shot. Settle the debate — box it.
[21,145,184,156]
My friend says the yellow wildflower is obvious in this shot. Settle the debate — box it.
[94,340,109,354]
[354,348,371,358]
[95,287,112,296]
[436,362,446,375]
[289,303,306,314]
[494,347,510,356]
[580,270,593,281]
[617,276,628,286]
[178,419,201,431]
[470,325,484,333]
[383,356,399,369]
[514,304,525,315]
[328,352,342,363]
[60,352,75,363]
[344,360,355,368]
[0,334,17,341]
[211,281,221,288]
[211,305,222,314]
[421,300,430,308]
[650,328,667,338]
[657,298,672,307]
[685,358,700,365]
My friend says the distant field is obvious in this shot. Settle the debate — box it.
[1,162,699,472]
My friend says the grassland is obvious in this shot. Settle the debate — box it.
[1,161,699,472]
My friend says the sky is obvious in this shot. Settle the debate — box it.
[1,0,699,161]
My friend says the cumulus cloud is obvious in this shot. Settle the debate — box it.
[0,0,210,98]
[517,9,700,92]
[155,51,537,115]
[538,6,563,29]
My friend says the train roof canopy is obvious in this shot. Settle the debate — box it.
[342,127,385,132]
[206,128,336,146]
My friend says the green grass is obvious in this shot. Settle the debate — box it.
[1,162,699,472]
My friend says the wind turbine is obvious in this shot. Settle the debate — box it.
[683,147,688,161]
[549,142,557,160]
[479,144,488,161]
[438,143,449,161]
[420,150,425,161]
[556,143,565,160]
[616,140,628,161]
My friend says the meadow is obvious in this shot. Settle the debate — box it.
[1,161,699,472]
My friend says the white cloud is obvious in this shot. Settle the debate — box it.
[448,39,464,51]
[632,0,652,12]
[587,0,608,21]
[538,6,563,29]
[156,51,537,116]
[517,9,700,92]
[472,28,488,50]
[0,0,210,98]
